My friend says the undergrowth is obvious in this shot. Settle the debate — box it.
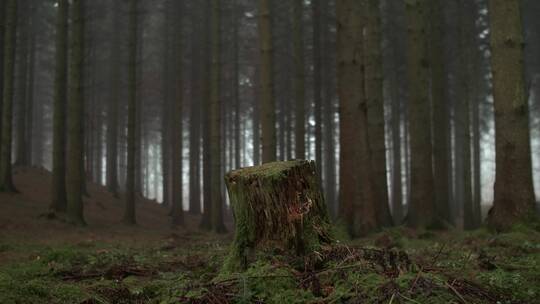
[0,227,538,303]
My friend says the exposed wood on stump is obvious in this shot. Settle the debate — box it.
[224,160,333,271]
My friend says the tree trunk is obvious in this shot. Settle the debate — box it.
[189,0,202,215]
[321,0,336,218]
[224,160,332,271]
[0,0,17,193]
[200,0,213,230]
[66,0,85,225]
[106,1,120,196]
[50,0,68,213]
[365,0,393,227]
[429,0,452,227]
[233,0,241,170]
[404,0,436,228]
[171,0,184,227]
[259,0,276,163]
[488,0,537,230]
[293,0,305,160]
[312,0,322,180]
[0,0,4,141]
[124,0,138,226]
[15,0,29,167]
[337,0,379,236]
[210,0,226,233]
[26,12,36,167]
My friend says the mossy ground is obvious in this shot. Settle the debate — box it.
[1,226,539,304]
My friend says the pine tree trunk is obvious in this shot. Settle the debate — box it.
[0,0,17,193]
[365,0,393,227]
[337,0,379,236]
[488,0,537,230]
[224,160,332,271]
[26,14,36,167]
[429,0,452,227]
[233,0,241,170]
[66,0,85,225]
[106,1,120,196]
[210,0,226,233]
[189,1,202,215]
[404,0,436,228]
[50,0,68,213]
[293,0,305,160]
[200,0,213,230]
[171,0,184,227]
[321,0,336,218]
[15,0,29,167]
[0,0,4,146]
[312,0,322,179]
[259,0,276,163]
[124,0,138,226]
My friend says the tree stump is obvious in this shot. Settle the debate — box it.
[224,160,333,271]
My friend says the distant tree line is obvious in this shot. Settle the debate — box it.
[0,0,538,234]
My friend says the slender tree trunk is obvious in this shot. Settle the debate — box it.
[233,0,241,169]
[50,0,68,213]
[405,0,436,228]
[161,0,172,207]
[337,0,379,236]
[293,0,305,160]
[189,1,201,215]
[253,66,261,166]
[66,0,85,225]
[488,0,537,230]
[391,76,403,223]
[200,0,213,230]
[15,0,29,167]
[313,0,323,177]
[429,0,452,226]
[365,0,393,227]
[0,0,17,193]
[26,13,36,167]
[321,0,336,218]
[259,0,276,163]
[210,0,226,233]
[106,2,120,196]
[0,0,4,140]
[171,0,184,227]
[124,0,138,225]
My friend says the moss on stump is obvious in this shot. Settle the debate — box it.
[224,160,333,272]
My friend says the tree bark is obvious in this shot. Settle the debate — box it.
[66,0,85,225]
[404,0,436,228]
[0,0,17,193]
[15,0,29,167]
[365,0,393,227]
[50,0,68,213]
[293,0,305,160]
[171,0,184,227]
[209,0,226,233]
[124,0,138,225]
[106,1,121,196]
[337,0,379,236]
[224,160,332,271]
[189,0,202,215]
[488,0,537,230]
[259,0,276,163]
[429,0,452,226]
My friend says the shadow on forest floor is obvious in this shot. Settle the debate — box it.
[0,168,539,303]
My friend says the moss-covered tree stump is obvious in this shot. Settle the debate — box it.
[224,160,333,271]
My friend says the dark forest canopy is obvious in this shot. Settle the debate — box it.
[0,0,539,231]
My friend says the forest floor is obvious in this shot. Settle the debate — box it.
[1,168,539,304]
